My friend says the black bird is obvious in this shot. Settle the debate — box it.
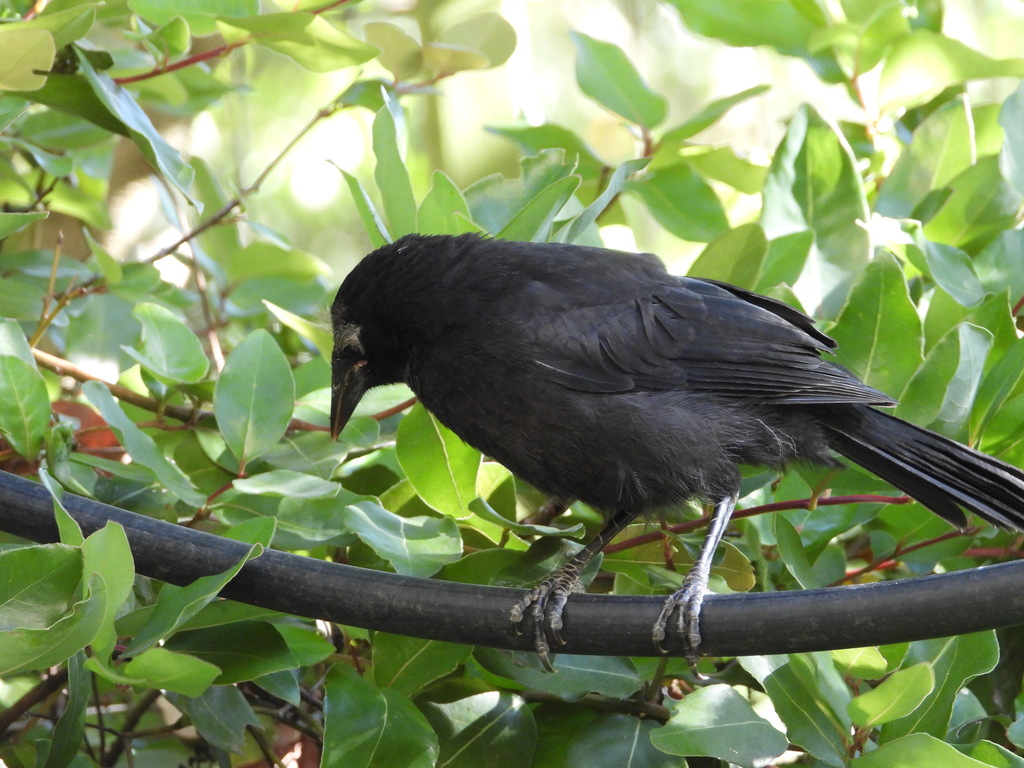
[329,233,1024,669]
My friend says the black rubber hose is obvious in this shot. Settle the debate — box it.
[3,469,1024,658]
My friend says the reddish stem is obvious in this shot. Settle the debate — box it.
[602,494,910,555]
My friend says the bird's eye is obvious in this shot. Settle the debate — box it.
[342,343,364,359]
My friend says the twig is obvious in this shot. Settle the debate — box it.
[835,527,980,585]
[0,667,68,738]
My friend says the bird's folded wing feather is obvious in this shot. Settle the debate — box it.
[527,277,895,406]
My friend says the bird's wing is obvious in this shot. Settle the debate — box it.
[528,277,894,405]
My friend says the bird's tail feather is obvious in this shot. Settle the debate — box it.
[820,405,1024,531]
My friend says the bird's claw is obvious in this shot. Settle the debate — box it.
[652,572,710,678]
[510,570,582,669]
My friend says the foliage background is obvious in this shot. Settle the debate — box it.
[4,0,1024,766]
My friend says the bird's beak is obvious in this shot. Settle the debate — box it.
[330,361,367,440]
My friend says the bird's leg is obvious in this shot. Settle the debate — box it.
[511,508,637,669]
[652,494,738,674]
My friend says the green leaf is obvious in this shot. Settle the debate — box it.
[164,621,297,684]
[851,732,996,768]
[372,634,472,695]
[214,330,295,468]
[233,469,338,499]
[565,715,677,767]
[833,646,889,679]
[323,664,438,768]
[0,211,47,239]
[627,162,729,242]
[468,497,584,538]
[364,22,422,80]
[999,82,1024,197]
[0,355,51,460]
[876,97,976,219]
[465,150,576,234]
[662,84,770,141]
[761,105,869,315]
[763,654,851,767]
[0,573,107,676]
[130,0,258,36]
[652,684,788,766]
[396,403,481,517]
[830,252,923,396]
[0,544,81,631]
[122,647,221,697]
[689,222,767,289]
[561,157,649,243]
[342,169,391,248]
[40,651,88,768]
[419,690,537,768]
[216,12,378,72]
[12,73,128,136]
[663,0,820,54]
[922,155,1022,252]
[496,174,580,242]
[341,501,462,577]
[849,662,935,728]
[122,302,210,383]
[881,632,998,741]
[263,299,333,360]
[421,42,489,75]
[438,13,517,69]
[83,382,207,507]
[417,170,479,236]
[81,522,135,660]
[488,123,605,180]
[18,5,97,49]
[0,27,56,92]
[172,685,260,754]
[75,50,196,206]
[372,99,418,238]
[570,32,666,128]
[878,30,1024,112]
[122,543,262,658]
[474,649,643,699]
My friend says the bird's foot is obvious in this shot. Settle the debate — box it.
[652,570,710,678]
[510,567,583,671]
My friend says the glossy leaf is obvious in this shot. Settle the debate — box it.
[122,302,210,383]
[851,732,996,767]
[570,32,666,128]
[417,170,479,235]
[652,684,789,765]
[419,690,537,768]
[0,544,81,631]
[75,50,196,206]
[173,685,260,754]
[130,0,258,36]
[233,469,339,498]
[214,330,295,468]
[216,13,378,72]
[0,211,47,239]
[565,715,678,768]
[626,162,729,242]
[396,403,480,517]
[372,99,418,238]
[662,84,770,141]
[762,105,869,314]
[0,355,50,460]
[341,501,462,577]
[878,31,1024,112]
[372,634,472,695]
[164,621,297,684]
[689,222,767,289]
[83,382,207,507]
[0,27,55,92]
[881,632,998,741]
[122,544,262,658]
[830,252,923,396]
[849,663,935,727]
[122,647,221,697]
[323,664,438,768]
[439,13,516,69]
